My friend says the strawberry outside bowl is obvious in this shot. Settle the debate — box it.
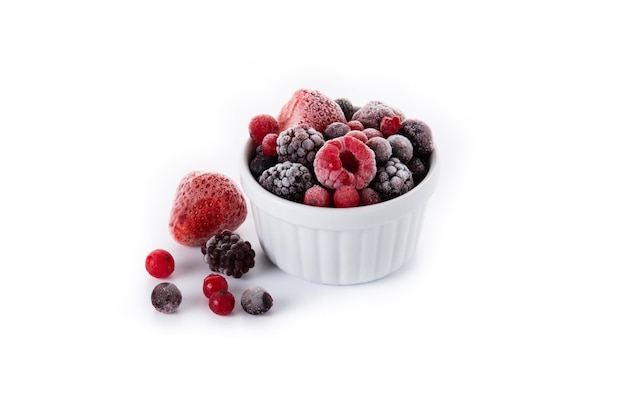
[239,140,439,285]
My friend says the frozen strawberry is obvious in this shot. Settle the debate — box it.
[277,89,347,133]
[169,171,247,247]
[313,135,377,190]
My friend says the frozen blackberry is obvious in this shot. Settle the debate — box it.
[371,157,414,201]
[250,153,277,178]
[241,286,273,315]
[335,97,355,121]
[398,118,434,157]
[258,161,314,202]
[276,125,325,167]
[202,230,255,278]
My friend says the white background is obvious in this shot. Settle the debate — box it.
[1,1,625,416]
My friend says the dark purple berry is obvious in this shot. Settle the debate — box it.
[241,286,273,315]
[258,161,314,202]
[203,231,255,278]
[324,121,351,139]
[276,125,325,168]
[334,97,355,121]
[398,118,434,157]
[151,282,182,314]
[371,157,414,200]
[407,157,428,185]
[366,136,392,165]
[387,134,414,163]
[250,153,278,178]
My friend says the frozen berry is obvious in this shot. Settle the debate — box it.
[366,136,392,165]
[249,153,277,178]
[202,230,255,278]
[387,134,414,163]
[380,115,402,137]
[209,290,235,316]
[362,128,383,139]
[398,118,434,157]
[407,157,428,184]
[333,185,360,208]
[345,130,368,143]
[151,282,182,314]
[346,120,364,131]
[202,273,228,299]
[334,97,355,121]
[249,114,279,145]
[359,187,381,206]
[351,100,405,129]
[169,171,247,247]
[324,121,350,139]
[313,135,377,190]
[276,125,325,168]
[241,286,273,315]
[145,249,175,278]
[303,185,331,207]
[261,133,279,157]
[277,89,347,133]
[258,161,314,202]
[371,157,415,201]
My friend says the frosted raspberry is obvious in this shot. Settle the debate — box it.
[277,89,347,133]
[249,114,279,145]
[398,118,434,157]
[351,100,405,129]
[313,135,377,190]
[358,188,381,206]
[303,185,331,207]
[345,130,368,143]
[387,134,414,163]
[333,186,360,208]
[261,133,278,157]
[276,125,324,168]
[346,120,364,131]
[366,136,392,165]
[362,128,383,139]
[380,115,402,137]
[324,122,350,139]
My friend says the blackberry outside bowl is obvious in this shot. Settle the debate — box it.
[239,140,439,285]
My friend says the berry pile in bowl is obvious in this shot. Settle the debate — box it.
[240,89,439,285]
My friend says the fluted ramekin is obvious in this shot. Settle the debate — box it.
[239,141,439,285]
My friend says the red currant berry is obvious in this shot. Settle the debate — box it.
[145,249,175,278]
[209,290,235,316]
[249,114,279,145]
[261,133,279,156]
[202,274,228,299]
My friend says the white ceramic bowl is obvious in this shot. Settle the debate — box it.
[239,141,439,285]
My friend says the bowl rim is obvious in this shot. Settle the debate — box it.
[239,140,440,230]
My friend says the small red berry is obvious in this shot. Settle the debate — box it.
[261,133,279,156]
[380,115,402,137]
[333,185,360,208]
[209,290,236,316]
[303,185,331,207]
[347,120,364,131]
[145,249,175,278]
[249,114,279,145]
[202,274,228,298]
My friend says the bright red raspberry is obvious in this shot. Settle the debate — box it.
[313,135,377,190]
[209,290,236,316]
[303,185,331,207]
[202,273,228,298]
[346,120,364,131]
[380,115,402,137]
[145,249,175,278]
[249,114,279,145]
[333,186,360,208]
[261,133,279,156]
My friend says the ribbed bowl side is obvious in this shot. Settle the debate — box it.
[251,203,427,285]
